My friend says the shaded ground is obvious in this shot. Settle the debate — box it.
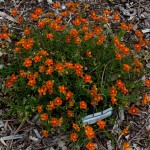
[0,0,150,149]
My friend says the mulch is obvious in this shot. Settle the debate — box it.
[0,0,150,150]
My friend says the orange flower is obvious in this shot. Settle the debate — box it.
[80,101,87,109]
[24,27,30,35]
[54,97,63,106]
[53,2,60,8]
[54,62,65,73]
[73,123,80,131]
[94,27,102,35]
[0,33,9,39]
[123,142,131,150]
[121,87,128,94]
[33,55,41,62]
[11,9,18,16]
[14,47,20,52]
[85,125,95,139]
[27,79,36,86]
[74,63,82,71]
[59,85,67,94]
[23,58,32,67]
[61,11,69,17]
[86,142,95,150]
[40,113,48,121]
[17,16,23,24]
[123,64,131,72]
[20,70,26,78]
[112,12,120,21]
[46,33,53,39]
[73,18,81,26]
[70,132,78,142]
[41,130,49,137]
[45,58,53,66]
[145,79,150,87]
[111,97,117,104]
[121,47,130,55]
[35,8,43,16]
[37,105,43,113]
[5,79,13,88]
[39,50,48,56]
[83,74,92,83]
[97,120,106,129]
[66,91,73,100]
[116,80,124,89]
[67,110,73,117]
[70,29,78,37]
[128,106,140,115]
[30,13,38,21]
[109,86,117,97]
[47,101,55,110]
[115,53,122,60]
[141,93,150,106]
[86,51,92,57]
[39,65,45,73]
[122,127,129,136]
[38,21,45,28]
[46,80,54,89]
[82,25,89,32]
[135,30,143,37]
[134,44,141,51]
[46,66,53,75]
[50,118,59,127]
[75,36,82,44]
[104,9,110,15]
[38,85,47,96]
[121,22,128,30]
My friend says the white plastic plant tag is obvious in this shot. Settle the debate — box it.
[82,107,113,125]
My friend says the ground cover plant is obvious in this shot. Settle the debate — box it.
[0,1,150,149]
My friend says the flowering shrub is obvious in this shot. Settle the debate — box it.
[0,1,149,149]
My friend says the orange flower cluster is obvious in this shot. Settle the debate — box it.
[114,36,130,55]
[5,74,18,88]
[97,120,106,129]
[70,132,78,142]
[141,93,150,106]
[30,8,43,21]
[120,22,133,31]
[116,80,128,94]
[132,56,143,73]
[38,80,54,96]
[128,106,140,115]
[121,127,129,136]
[90,85,103,106]
[27,72,38,86]
[109,86,117,104]
[96,34,106,45]
[84,125,95,139]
